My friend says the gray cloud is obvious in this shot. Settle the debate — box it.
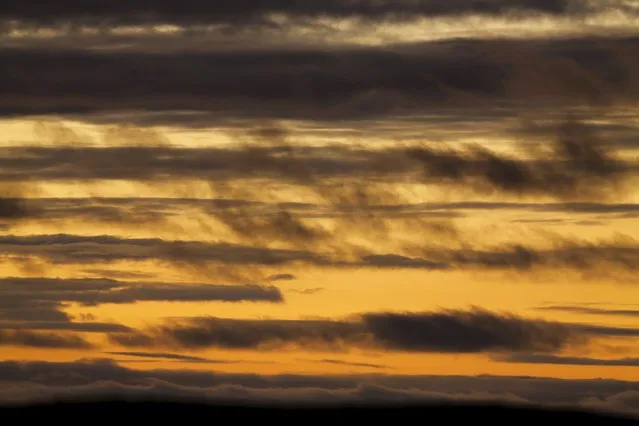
[0,276,283,342]
[0,118,633,205]
[360,239,639,274]
[0,277,282,334]
[1,359,639,415]
[107,308,639,354]
[1,231,639,279]
[12,197,639,233]
[496,353,639,367]
[0,233,322,267]
[104,352,234,363]
[0,0,608,31]
[268,274,296,282]
[537,306,639,318]
[0,330,92,349]
[305,359,387,370]
[2,37,639,121]
[0,320,130,333]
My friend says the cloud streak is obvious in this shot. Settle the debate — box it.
[0,277,282,334]
[497,353,639,367]
[108,308,639,354]
[0,330,92,349]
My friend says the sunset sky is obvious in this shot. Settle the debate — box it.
[1,0,639,414]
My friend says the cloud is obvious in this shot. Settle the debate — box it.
[0,321,130,333]
[0,330,92,349]
[0,198,28,220]
[0,277,282,335]
[1,359,639,415]
[268,274,296,282]
[104,352,233,363]
[537,306,639,318]
[496,353,639,366]
[1,231,639,280]
[305,359,387,370]
[0,0,606,31]
[0,233,322,267]
[0,118,633,204]
[359,237,639,275]
[107,308,639,354]
[2,36,639,121]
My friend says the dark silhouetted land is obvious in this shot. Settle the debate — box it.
[0,402,637,423]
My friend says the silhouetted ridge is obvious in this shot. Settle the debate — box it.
[0,402,636,423]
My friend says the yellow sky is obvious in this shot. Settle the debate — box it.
[1,116,639,382]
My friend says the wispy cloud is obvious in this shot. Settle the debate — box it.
[0,330,92,349]
[496,353,639,367]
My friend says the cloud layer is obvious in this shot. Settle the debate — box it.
[0,0,619,30]
[2,36,639,120]
[2,359,639,416]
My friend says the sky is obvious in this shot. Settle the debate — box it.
[1,0,639,415]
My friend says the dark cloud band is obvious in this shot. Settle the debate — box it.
[109,308,639,353]
[0,0,602,29]
[2,37,638,120]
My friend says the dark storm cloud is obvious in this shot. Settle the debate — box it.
[3,360,639,415]
[1,36,639,120]
[0,0,602,30]
[0,330,91,349]
[497,353,639,367]
[537,305,639,318]
[108,308,638,353]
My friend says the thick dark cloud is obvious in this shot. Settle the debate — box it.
[1,37,639,120]
[107,308,639,353]
[360,310,579,353]
[0,0,602,30]
[497,353,639,367]
[0,330,91,349]
[1,359,639,414]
